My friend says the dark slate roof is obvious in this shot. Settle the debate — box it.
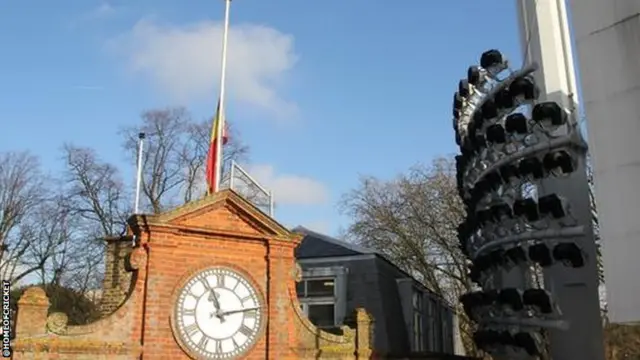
[292,226,376,259]
[292,226,455,312]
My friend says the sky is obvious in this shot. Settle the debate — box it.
[0,0,524,236]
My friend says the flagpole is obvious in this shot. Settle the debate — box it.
[213,0,232,193]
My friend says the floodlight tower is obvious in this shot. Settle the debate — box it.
[454,49,596,359]
[516,0,604,359]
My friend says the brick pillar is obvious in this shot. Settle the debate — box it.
[15,287,49,338]
[266,240,297,359]
[355,308,374,360]
[100,236,133,315]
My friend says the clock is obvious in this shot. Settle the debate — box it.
[171,266,265,360]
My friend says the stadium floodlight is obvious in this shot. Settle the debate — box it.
[453,49,594,359]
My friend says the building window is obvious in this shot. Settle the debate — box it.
[297,277,337,328]
[413,289,423,310]
[412,289,425,352]
[306,303,335,327]
[426,298,438,351]
[306,278,335,297]
[441,309,452,354]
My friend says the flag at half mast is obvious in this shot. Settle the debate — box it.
[205,100,229,194]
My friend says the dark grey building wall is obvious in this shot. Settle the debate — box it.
[398,278,456,354]
[298,255,455,356]
[298,257,398,354]
[372,257,411,354]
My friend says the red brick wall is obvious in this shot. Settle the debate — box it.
[130,196,300,359]
[138,237,270,358]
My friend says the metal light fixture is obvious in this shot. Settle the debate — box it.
[454,49,591,359]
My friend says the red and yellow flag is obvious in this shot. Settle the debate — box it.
[205,100,229,194]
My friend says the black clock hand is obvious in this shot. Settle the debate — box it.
[218,307,260,317]
[208,290,222,310]
[208,290,225,322]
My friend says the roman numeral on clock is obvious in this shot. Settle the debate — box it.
[184,323,199,338]
[216,274,225,288]
[244,310,256,319]
[198,335,209,349]
[200,278,212,291]
[239,324,253,337]
[182,308,195,317]
[232,280,240,291]
[214,340,223,353]
[240,295,253,304]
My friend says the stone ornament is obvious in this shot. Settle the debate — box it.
[125,247,147,271]
[293,262,303,283]
[46,312,69,334]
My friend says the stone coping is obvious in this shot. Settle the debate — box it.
[13,337,142,355]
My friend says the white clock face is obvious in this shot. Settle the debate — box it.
[173,267,264,360]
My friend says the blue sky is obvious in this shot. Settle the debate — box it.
[0,1,523,236]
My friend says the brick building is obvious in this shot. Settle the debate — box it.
[12,190,374,359]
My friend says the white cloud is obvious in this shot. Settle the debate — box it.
[176,163,328,207]
[93,2,116,18]
[79,2,117,22]
[245,164,329,206]
[108,18,299,119]
[70,2,118,29]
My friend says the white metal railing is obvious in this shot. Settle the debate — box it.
[227,161,274,217]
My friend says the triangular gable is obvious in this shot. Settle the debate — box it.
[133,189,296,240]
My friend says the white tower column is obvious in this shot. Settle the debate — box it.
[567,0,640,325]
[517,0,605,359]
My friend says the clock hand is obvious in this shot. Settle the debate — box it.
[207,290,226,322]
[208,290,221,310]
[218,307,260,317]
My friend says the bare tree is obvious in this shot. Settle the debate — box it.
[339,156,478,354]
[58,144,130,294]
[61,144,129,237]
[43,198,75,287]
[121,107,190,213]
[18,198,71,285]
[120,107,249,213]
[0,145,126,291]
[1,225,38,283]
[181,120,249,203]
[0,151,46,278]
[0,195,74,286]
